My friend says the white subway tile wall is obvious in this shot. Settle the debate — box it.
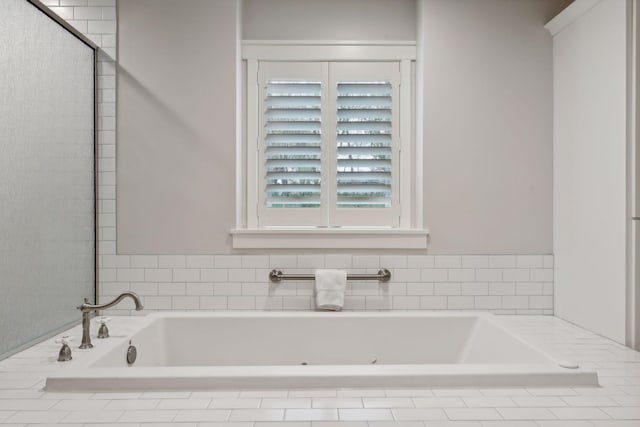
[98,254,554,315]
[40,1,117,254]
[46,1,554,316]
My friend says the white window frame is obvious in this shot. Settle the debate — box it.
[232,41,428,249]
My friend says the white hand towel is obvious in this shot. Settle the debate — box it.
[315,269,347,311]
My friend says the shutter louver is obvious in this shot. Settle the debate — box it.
[336,82,393,208]
[264,81,322,208]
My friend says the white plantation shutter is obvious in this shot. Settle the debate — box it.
[329,62,401,227]
[257,62,328,227]
[256,61,400,227]
[264,81,322,208]
[336,81,393,208]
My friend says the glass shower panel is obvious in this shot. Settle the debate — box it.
[0,0,95,359]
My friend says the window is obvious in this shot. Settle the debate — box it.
[233,42,427,249]
[257,61,401,227]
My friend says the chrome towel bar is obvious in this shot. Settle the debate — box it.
[269,269,391,283]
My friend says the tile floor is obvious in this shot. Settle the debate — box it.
[0,315,639,426]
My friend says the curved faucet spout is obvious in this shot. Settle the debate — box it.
[79,291,144,312]
[78,292,144,349]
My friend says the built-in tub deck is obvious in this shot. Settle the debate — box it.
[45,312,598,391]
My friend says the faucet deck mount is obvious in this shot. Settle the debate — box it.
[78,292,143,349]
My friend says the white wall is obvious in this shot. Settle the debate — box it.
[552,0,628,343]
[243,0,416,41]
[117,0,237,254]
[116,0,566,255]
[422,0,569,254]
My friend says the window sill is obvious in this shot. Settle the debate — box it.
[230,228,429,249]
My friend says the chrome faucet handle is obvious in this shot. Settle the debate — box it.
[55,336,74,362]
[95,316,111,339]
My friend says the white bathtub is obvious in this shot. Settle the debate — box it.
[45,312,598,391]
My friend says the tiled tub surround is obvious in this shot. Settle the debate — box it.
[99,254,554,315]
[46,312,595,391]
[2,315,639,425]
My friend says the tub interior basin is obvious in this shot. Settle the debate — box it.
[45,312,598,391]
[94,314,551,367]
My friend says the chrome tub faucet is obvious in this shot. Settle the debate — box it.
[78,292,144,349]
